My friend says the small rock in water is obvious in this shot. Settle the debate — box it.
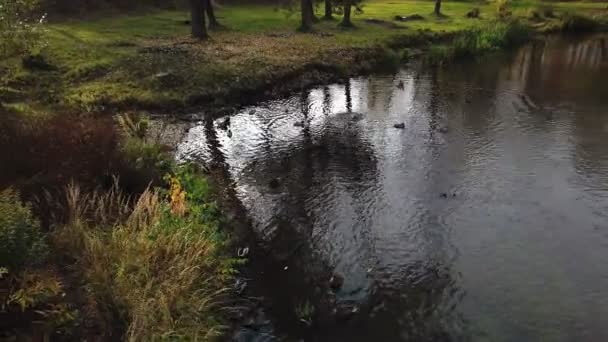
[438,126,449,133]
[393,123,405,129]
[440,193,448,198]
[227,130,233,138]
[248,109,256,115]
[329,274,344,291]
[452,193,457,198]
[294,121,305,127]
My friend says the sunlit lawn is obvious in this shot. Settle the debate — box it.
[2,0,606,112]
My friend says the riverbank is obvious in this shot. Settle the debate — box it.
[0,110,241,340]
[1,0,607,115]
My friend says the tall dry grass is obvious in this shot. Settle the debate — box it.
[53,178,233,341]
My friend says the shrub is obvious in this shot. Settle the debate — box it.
[453,20,530,58]
[541,6,555,19]
[560,13,598,32]
[496,0,512,19]
[426,45,454,64]
[0,189,48,271]
[528,9,542,21]
[52,166,237,340]
[117,112,173,178]
[0,0,46,58]
[376,47,401,71]
[1,268,79,339]
[466,8,481,19]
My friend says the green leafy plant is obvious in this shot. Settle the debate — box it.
[117,112,150,140]
[8,270,62,312]
[0,189,48,271]
[3,270,79,338]
[295,300,315,326]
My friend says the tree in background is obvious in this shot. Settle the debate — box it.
[190,0,208,39]
[337,0,361,28]
[341,0,352,27]
[300,0,314,31]
[323,0,333,20]
[434,0,442,16]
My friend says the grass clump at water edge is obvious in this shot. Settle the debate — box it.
[51,164,240,341]
[427,19,531,63]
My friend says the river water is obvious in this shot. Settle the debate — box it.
[177,34,608,341]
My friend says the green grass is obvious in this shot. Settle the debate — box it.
[1,0,607,113]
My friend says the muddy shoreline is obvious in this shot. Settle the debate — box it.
[140,31,455,118]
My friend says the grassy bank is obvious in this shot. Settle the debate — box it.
[1,0,607,114]
[0,110,239,340]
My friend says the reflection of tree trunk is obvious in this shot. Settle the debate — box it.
[204,118,225,168]
[190,0,207,39]
[429,67,440,132]
[345,79,353,113]
[323,86,332,115]
[323,0,333,20]
[301,91,310,119]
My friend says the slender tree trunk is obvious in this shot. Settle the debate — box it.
[323,0,333,20]
[300,0,314,32]
[204,0,221,29]
[434,0,442,16]
[340,0,353,27]
[190,0,208,39]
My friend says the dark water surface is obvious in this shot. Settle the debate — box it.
[178,34,608,341]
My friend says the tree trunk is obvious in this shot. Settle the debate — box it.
[340,0,353,27]
[300,0,314,32]
[190,0,208,39]
[434,0,441,16]
[204,0,221,29]
[323,0,333,20]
